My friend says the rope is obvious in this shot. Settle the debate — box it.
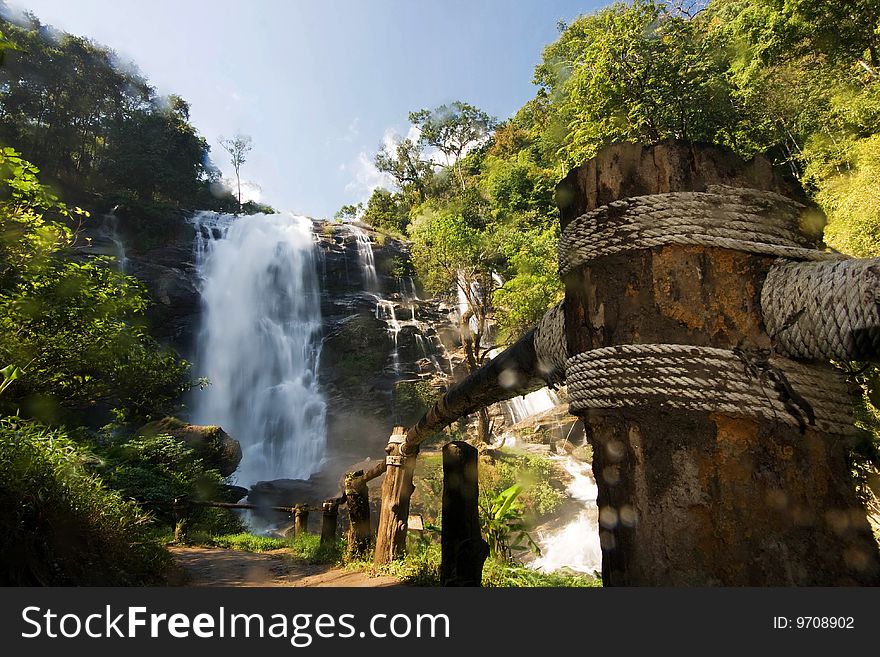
[559,185,844,276]
[533,301,568,387]
[762,258,880,362]
[565,344,857,436]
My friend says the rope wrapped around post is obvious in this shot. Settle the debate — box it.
[762,258,880,362]
[553,140,880,585]
[565,343,858,436]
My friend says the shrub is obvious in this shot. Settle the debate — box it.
[98,433,243,535]
[0,416,170,585]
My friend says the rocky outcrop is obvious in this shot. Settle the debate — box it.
[139,416,242,476]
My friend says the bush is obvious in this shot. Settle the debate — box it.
[481,559,601,587]
[483,451,565,518]
[98,433,243,535]
[0,416,170,585]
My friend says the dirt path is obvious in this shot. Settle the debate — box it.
[168,547,401,588]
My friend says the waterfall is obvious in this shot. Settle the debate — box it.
[348,224,377,290]
[531,455,602,575]
[504,387,563,425]
[190,211,327,486]
[375,299,401,375]
[100,211,128,272]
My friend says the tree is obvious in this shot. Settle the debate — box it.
[219,133,253,214]
[409,101,497,190]
[374,137,433,203]
[409,200,501,442]
[534,1,740,168]
[361,188,409,234]
[334,202,362,221]
[0,146,190,423]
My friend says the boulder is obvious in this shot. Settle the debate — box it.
[139,416,242,476]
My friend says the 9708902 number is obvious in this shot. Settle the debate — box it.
[797,617,853,629]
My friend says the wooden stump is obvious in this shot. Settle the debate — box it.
[374,427,418,565]
[172,497,189,544]
[557,141,880,585]
[440,441,489,586]
[344,471,372,558]
[293,505,309,537]
[320,501,338,547]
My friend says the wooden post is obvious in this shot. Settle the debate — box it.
[320,501,339,547]
[294,505,309,537]
[172,497,189,544]
[344,471,372,558]
[440,441,489,586]
[556,141,880,585]
[374,426,418,565]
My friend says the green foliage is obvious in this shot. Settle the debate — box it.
[0,416,170,585]
[485,451,565,518]
[0,147,190,423]
[0,14,238,213]
[481,559,602,587]
[535,1,740,168]
[97,433,240,533]
[393,379,437,426]
[361,188,409,235]
[480,484,541,562]
[206,532,289,552]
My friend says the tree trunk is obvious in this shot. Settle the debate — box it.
[556,141,880,585]
[440,441,489,586]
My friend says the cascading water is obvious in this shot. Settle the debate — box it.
[504,387,563,425]
[531,456,602,575]
[348,224,378,291]
[100,211,128,272]
[375,299,402,375]
[190,211,327,486]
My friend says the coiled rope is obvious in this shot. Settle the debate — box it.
[762,258,880,362]
[533,301,568,387]
[540,184,868,434]
[565,344,857,436]
[558,185,843,276]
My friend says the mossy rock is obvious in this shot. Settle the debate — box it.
[138,417,242,476]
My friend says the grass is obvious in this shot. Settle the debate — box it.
[181,530,343,565]
[0,416,171,585]
[345,540,602,587]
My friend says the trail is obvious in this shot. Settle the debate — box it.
[168,547,401,588]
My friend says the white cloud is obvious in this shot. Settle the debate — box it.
[219,177,262,203]
[331,117,361,144]
[343,151,395,200]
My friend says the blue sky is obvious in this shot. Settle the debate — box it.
[12,0,604,218]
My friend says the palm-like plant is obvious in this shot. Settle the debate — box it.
[480,484,540,562]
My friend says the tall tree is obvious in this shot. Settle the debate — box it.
[409,102,496,190]
[374,137,432,203]
[218,133,253,214]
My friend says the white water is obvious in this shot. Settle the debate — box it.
[348,225,378,291]
[504,387,562,425]
[375,299,402,375]
[531,456,602,575]
[100,211,128,272]
[190,211,327,486]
